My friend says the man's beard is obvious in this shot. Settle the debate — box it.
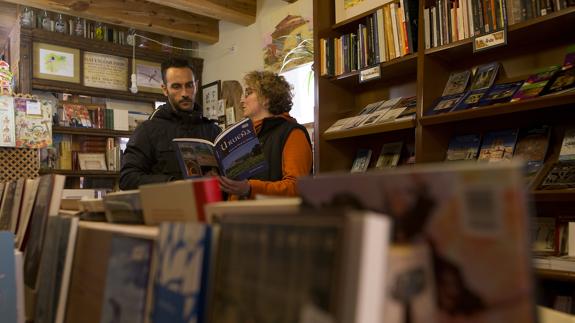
[170,97,195,112]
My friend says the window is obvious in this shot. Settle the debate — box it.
[280,62,314,124]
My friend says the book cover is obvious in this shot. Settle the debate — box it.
[100,235,152,323]
[477,81,524,106]
[375,141,403,169]
[532,217,556,255]
[103,190,144,224]
[127,111,150,131]
[513,125,551,183]
[34,216,77,323]
[425,93,465,116]
[469,62,500,91]
[351,148,372,173]
[173,118,267,180]
[477,129,519,162]
[15,178,40,251]
[559,127,575,162]
[13,98,53,148]
[297,161,536,323]
[451,88,490,111]
[445,134,482,161]
[140,177,222,224]
[0,181,16,231]
[443,70,472,96]
[152,222,212,323]
[0,95,16,147]
[540,65,575,96]
[0,232,17,323]
[511,65,561,101]
[374,106,408,124]
[541,164,575,189]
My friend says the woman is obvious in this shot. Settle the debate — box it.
[218,71,313,199]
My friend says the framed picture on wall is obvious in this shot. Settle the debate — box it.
[335,0,392,24]
[135,59,163,94]
[33,42,80,83]
[202,80,220,120]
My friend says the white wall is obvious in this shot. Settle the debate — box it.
[199,0,313,85]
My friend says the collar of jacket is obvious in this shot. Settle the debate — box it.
[151,103,204,123]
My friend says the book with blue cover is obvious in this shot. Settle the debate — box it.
[425,93,465,116]
[173,118,267,180]
[477,81,524,106]
[0,232,17,323]
[100,235,152,323]
[152,222,213,323]
[478,129,519,162]
[451,88,490,112]
[445,134,482,161]
[513,125,551,185]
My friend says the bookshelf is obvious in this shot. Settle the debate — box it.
[313,0,575,308]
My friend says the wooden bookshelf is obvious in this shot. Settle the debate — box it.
[323,118,415,140]
[532,189,575,202]
[536,269,575,282]
[52,126,132,138]
[39,169,120,178]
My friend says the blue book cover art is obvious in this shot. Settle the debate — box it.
[478,129,519,162]
[470,62,500,91]
[425,93,465,116]
[100,235,152,323]
[445,134,482,161]
[477,81,524,106]
[0,232,17,323]
[173,140,220,179]
[450,89,490,112]
[152,222,212,323]
[214,118,267,180]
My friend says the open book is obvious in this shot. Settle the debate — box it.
[173,118,267,180]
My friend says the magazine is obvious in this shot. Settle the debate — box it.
[173,118,267,180]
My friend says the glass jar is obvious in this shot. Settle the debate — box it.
[54,14,66,33]
[94,22,105,40]
[126,28,136,46]
[40,10,52,31]
[74,17,84,37]
[20,7,35,28]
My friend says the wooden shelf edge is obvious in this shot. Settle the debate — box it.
[424,8,575,55]
[52,126,133,137]
[420,92,575,126]
[531,189,575,202]
[40,169,120,177]
[325,53,418,83]
[323,118,415,140]
[536,268,575,281]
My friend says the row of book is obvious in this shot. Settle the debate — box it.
[319,0,418,76]
[446,125,575,189]
[56,102,150,131]
[325,96,416,134]
[426,48,575,116]
[423,0,575,50]
[0,95,52,149]
[350,141,415,173]
[40,135,125,172]
[2,161,537,323]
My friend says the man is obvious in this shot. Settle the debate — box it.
[119,58,221,190]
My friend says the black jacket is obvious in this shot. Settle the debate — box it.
[119,103,221,190]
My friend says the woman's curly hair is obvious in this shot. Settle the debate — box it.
[244,71,293,115]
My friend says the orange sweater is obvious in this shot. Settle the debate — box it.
[244,115,312,198]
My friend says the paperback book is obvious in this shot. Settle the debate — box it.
[469,62,500,91]
[425,93,465,116]
[477,81,524,106]
[445,134,482,161]
[375,141,403,169]
[451,88,490,111]
[513,125,551,184]
[477,129,519,162]
[351,148,372,173]
[540,65,575,96]
[442,70,471,96]
[173,118,267,180]
[511,66,561,101]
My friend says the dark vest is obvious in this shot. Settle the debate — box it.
[250,117,312,181]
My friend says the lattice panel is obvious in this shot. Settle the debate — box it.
[0,148,39,181]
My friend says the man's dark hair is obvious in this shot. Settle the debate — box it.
[161,58,195,84]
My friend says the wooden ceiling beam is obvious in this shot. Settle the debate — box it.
[1,0,219,44]
[145,0,257,26]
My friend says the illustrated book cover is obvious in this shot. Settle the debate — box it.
[513,125,551,184]
[477,129,519,162]
[425,93,465,116]
[375,141,403,169]
[100,235,152,323]
[173,118,267,180]
[442,70,471,96]
[445,134,482,161]
[540,64,575,96]
[297,161,536,323]
[0,95,16,147]
[477,81,524,106]
[351,148,372,173]
[511,66,561,101]
[469,62,500,91]
[450,88,490,112]
[559,127,575,162]
[152,222,213,323]
[14,98,53,148]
